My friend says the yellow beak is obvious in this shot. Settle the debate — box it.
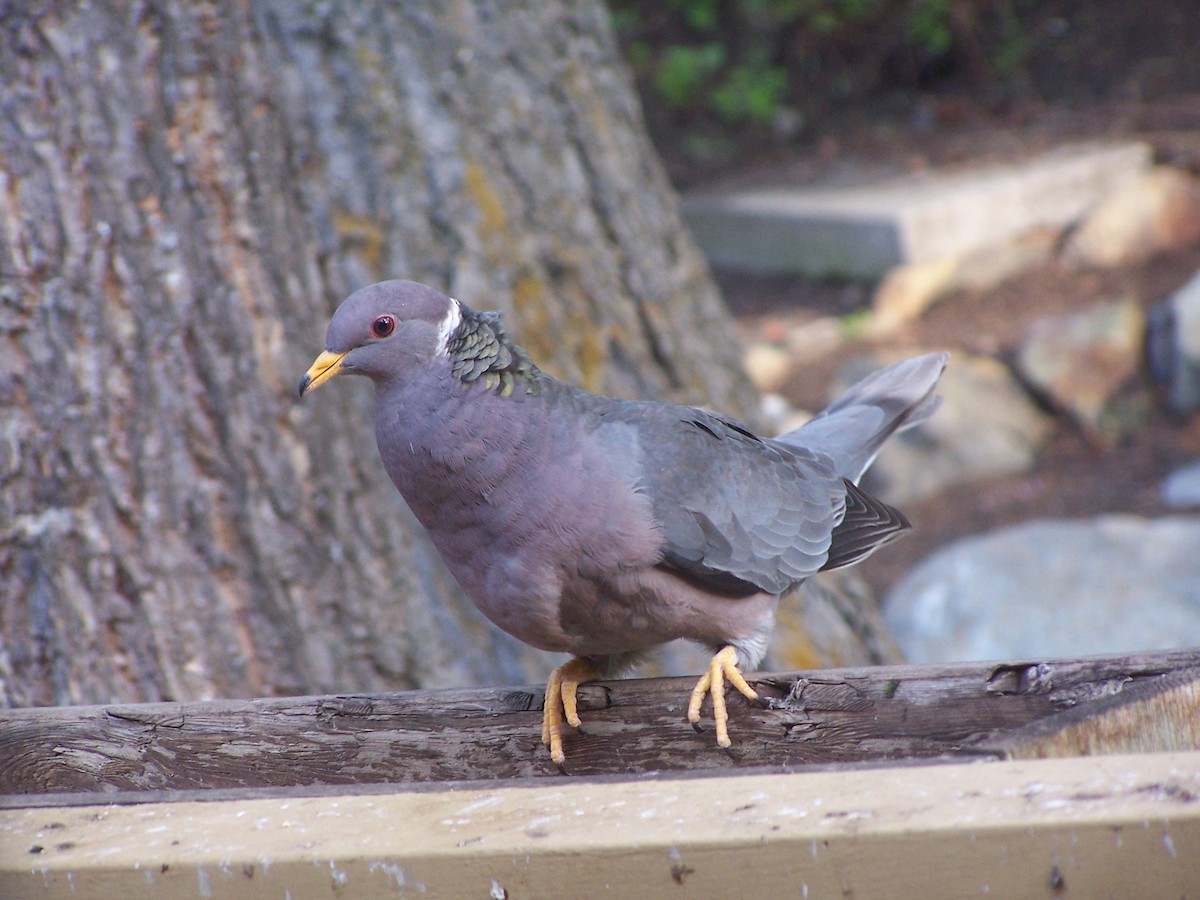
[298,349,348,397]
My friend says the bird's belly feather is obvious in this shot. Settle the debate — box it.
[378,386,777,658]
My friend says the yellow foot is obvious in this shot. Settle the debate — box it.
[687,646,759,749]
[541,657,600,766]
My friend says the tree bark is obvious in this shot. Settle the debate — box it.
[0,1,892,709]
[0,0,762,707]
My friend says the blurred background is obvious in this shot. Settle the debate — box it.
[610,0,1200,664]
[2,1,1197,707]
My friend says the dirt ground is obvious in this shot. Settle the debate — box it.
[707,99,1200,600]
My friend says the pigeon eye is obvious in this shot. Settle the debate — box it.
[371,315,396,338]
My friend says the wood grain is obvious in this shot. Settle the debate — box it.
[3,649,1196,803]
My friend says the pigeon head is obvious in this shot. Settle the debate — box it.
[300,280,542,399]
[298,280,460,396]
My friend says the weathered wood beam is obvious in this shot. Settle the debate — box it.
[2,649,1197,804]
[992,666,1200,759]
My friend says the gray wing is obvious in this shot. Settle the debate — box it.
[601,403,848,596]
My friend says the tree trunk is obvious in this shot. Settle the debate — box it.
[0,1,893,709]
[0,0,762,707]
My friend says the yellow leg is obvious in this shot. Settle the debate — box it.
[541,657,600,765]
[687,646,759,749]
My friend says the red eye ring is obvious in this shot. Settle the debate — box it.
[371,315,396,338]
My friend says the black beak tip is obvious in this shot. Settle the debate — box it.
[298,374,312,398]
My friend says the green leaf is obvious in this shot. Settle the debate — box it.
[711,62,788,124]
[654,43,727,108]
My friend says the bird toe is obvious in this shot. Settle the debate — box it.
[687,646,757,751]
[541,657,601,765]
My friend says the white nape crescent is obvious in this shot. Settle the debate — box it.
[434,297,463,356]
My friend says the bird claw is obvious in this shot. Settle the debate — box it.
[541,657,599,766]
[687,646,758,750]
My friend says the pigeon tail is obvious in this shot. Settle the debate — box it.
[821,478,910,571]
[777,352,948,484]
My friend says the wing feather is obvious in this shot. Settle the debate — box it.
[602,404,847,596]
[584,353,943,599]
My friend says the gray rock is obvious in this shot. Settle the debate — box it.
[784,316,845,363]
[1147,269,1200,414]
[1063,165,1200,267]
[1162,461,1200,509]
[869,227,1059,335]
[743,342,793,392]
[834,351,1052,504]
[1015,298,1147,439]
[884,515,1200,663]
[683,142,1150,279]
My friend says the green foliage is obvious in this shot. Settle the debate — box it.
[610,0,1034,161]
[654,42,727,107]
[905,0,954,56]
[670,0,722,32]
[711,57,789,124]
[988,1,1037,79]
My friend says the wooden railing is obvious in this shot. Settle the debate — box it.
[3,648,1198,897]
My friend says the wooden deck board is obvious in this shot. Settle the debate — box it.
[3,752,1198,898]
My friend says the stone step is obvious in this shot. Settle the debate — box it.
[682,141,1152,279]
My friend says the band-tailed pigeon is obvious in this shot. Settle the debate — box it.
[300,280,947,765]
